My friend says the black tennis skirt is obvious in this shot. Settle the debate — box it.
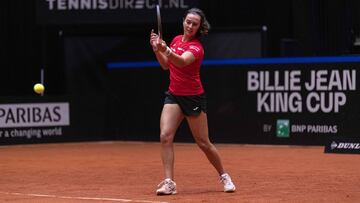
[164,91,207,116]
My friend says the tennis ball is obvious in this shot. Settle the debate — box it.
[33,83,45,94]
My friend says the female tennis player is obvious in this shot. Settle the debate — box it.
[150,8,236,195]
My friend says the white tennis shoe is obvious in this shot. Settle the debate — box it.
[220,173,236,192]
[156,178,177,195]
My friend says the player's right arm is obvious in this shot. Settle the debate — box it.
[154,51,169,71]
[150,30,169,70]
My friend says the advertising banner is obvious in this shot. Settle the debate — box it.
[324,137,360,154]
[104,57,360,145]
[197,60,360,145]
[0,103,70,128]
[0,102,70,143]
[36,0,200,25]
[0,96,110,145]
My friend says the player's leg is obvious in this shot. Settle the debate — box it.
[160,103,184,179]
[157,103,184,195]
[186,112,236,192]
[186,112,224,174]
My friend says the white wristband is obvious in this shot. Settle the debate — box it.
[164,46,172,56]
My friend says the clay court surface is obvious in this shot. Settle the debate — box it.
[0,141,359,203]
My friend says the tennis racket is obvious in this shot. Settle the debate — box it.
[156,4,162,39]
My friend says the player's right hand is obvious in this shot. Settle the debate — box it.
[150,29,159,51]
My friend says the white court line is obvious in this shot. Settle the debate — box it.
[0,191,169,203]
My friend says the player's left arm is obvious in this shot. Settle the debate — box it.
[154,51,170,70]
[167,51,196,68]
[168,44,203,68]
[156,40,201,68]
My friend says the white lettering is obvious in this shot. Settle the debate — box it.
[306,92,346,113]
[328,70,342,90]
[46,0,57,10]
[247,70,301,91]
[247,71,259,91]
[343,70,356,90]
[81,0,91,9]
[0,103,70,128]
[307,125,338,133]
[45,0,192,10]
[257,92,302,113]
[57,0,67,10]
[98,0,108,9]
[68,0,78,9]
[290,70,301,91]
[337,142,360,149]
[305,70,357,91]
[291,125,306,133]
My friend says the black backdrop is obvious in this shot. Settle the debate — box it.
[1,0,359,96]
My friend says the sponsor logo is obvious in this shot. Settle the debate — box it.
[247,69,356,113]
[276,119,290,138]
[189,45,200,52]
[330,141,338,149]
[0,103,70,128]
[291,124,338,134]
[193,107,199,111]
[325,138,360,154]
[330,141,360,150]
[44,0,191,11]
